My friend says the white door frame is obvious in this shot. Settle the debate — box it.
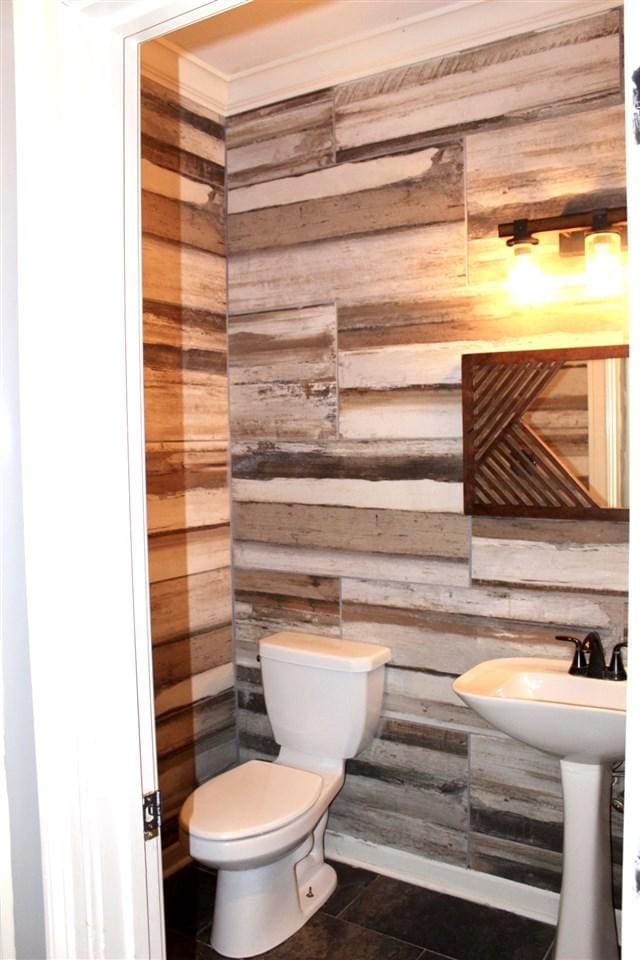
[11,1,248,957]
[9,0,639,957]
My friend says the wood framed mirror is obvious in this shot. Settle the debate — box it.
[462,344,629,520]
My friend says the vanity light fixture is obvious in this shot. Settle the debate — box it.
[584,209,624,298]
[499,206,627,301]
[503,218,545,304]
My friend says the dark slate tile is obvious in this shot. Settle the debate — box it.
[164,864,217,937]
[205,912,423,960]
[341,876,555,960]
[166,928,216,959]
[322,860,378,916]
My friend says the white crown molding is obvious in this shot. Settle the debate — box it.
[146,0,620,117]
[227,0,620,114]
[140,35,228,115]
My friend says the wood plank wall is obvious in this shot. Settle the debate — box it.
[226,9,627,897]
[141,72,235,856]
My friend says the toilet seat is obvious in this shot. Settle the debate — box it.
[181,760,323,841]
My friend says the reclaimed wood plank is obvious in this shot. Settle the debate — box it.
[470,734,563,834]
[142,189,224,255]
[141,75,225,166]
[330,779,467,865]
[155,662,234,717]
[340,386,462,440]
[229,304,337,440]
[472,536,628,593]
[472,516,629,545]
[141,157,218,206]
[148,524,231,583]
[233,541,470,588]
[153,630,233,693]
[146,441,229,533]
[234,569,340,665]
[338,291,628,352]
[334,11,621,159]
[156,689,236,757]
[149,567,232,646]
[231,439,463,512]
[143,235,226,312]
[472,518,628,593]
[469,833,562,893]
[226,89,334,188]
[227,222,466,313]
[232,502,469,559]
[342,578,627,634]
[144,302,228,442]
[227,142,463,252]
[342,600,576,681]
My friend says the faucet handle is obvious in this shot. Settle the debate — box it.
[607,641,628,681]
[555,635,589,675]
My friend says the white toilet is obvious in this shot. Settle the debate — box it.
[179,630,391,958]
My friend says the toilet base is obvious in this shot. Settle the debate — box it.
[211,815,336,958]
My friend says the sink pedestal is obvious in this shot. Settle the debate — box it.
[554,760,618,960]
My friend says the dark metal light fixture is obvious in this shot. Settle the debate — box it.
[499,207,627,300]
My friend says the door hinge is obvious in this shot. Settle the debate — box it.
[143,789,162,841]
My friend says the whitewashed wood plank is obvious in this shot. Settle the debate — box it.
[228,144,460,214]
[227,222,466,313]
[471,537,628,592]
[230,383,337,441]
[341,578,625,631]
[339,332,627,392]
[233,541,470,587]
[340,387,462,440]
[232,477,463,513]
[334,12,621,154]
[233,502,469,558]
[226,89,334,188]
[342,601,572,678]
[229,304,336,383]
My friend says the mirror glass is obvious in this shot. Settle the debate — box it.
[462,346,628,520]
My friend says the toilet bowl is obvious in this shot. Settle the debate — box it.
[179,631,391,958]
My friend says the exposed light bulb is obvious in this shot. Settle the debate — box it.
[585,231,623,298]
[505,242,548,305]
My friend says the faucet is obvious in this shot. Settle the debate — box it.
[583,631,606,679]
[555,632,627,681]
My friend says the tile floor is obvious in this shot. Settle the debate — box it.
[164,861,556,960]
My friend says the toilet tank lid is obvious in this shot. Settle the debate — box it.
[259,632,391,672]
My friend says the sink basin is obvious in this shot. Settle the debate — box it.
[453,657,625,763]
[453,656,626,960]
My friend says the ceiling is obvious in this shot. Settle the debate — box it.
[168,0,471,79]
[145,0,618,114]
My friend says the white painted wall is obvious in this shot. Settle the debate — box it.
[0,3,46,957]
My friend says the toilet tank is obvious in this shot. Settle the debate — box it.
[259,632,391,760]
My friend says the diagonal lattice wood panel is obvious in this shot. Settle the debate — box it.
[468,358,599,512]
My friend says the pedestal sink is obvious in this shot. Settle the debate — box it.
[453,658,626,960]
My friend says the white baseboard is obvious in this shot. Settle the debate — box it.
[325,831,560,925]
[326,833,623,936]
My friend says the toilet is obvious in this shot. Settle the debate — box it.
[179,631,391,958]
